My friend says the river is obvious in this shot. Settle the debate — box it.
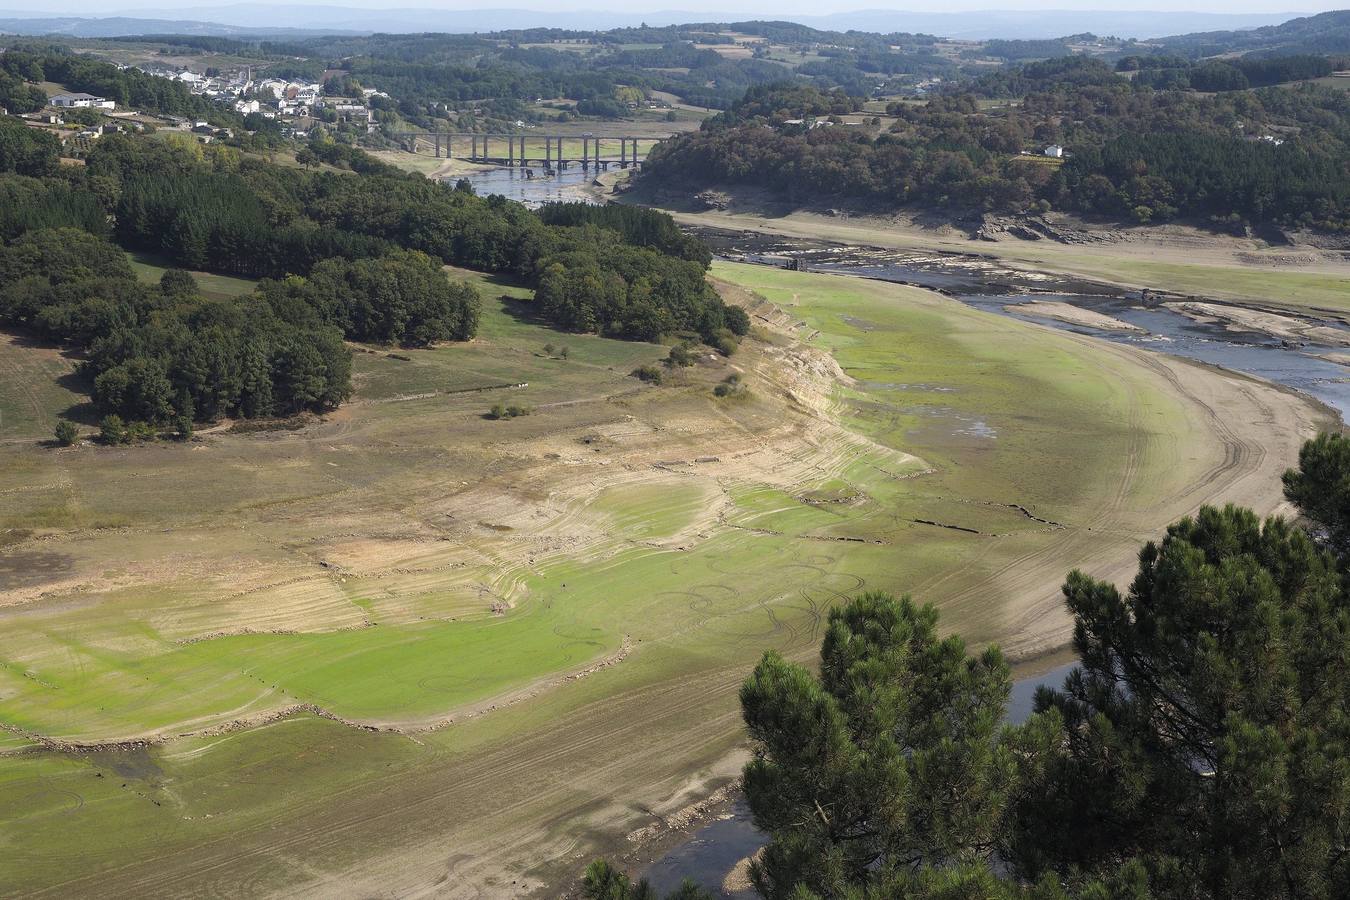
[449,167,599,206]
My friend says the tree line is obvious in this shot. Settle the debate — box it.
[1121,53,1339,92]
[585,432,1350,899]
[0,227,352,426]
[76,132,740,343]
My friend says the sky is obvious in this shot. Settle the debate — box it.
[8,0,1342,11]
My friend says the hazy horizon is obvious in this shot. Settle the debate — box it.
[0,0,1336,17]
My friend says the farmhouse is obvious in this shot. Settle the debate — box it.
[50,93,115,109]
[1043,144,1065,158]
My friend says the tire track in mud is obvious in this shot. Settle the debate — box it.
[933,331,1319,659]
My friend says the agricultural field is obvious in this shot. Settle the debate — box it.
[0,263,1322,895]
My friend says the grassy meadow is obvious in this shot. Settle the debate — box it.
[0,262,1318,895]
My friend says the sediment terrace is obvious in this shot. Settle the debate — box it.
[0,262,1327,896]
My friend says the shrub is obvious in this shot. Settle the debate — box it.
[711,329,739,357]
[159,268,198,297]
[666,344,696,367]
[99,414,128,445]
[488,403,531,419]
[126,420,157,442]
[714,373,745,398]
[632,365,663,385]
[54,419,79,446]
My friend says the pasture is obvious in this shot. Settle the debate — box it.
[0,263,1322,895]
[127,252,259,301]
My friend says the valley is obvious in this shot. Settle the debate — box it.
[0,259,1324,894]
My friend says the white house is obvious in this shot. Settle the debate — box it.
[235,99,261,115]
[1043,144,1065,158]
[50,93,115,110]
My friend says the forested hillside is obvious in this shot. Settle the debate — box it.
[0,115,738,437]
[1154,9,1350,58]
[78,21,958,130]
[642,63,1350,231]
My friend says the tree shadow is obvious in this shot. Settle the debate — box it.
[4,329,100,425]
[496,292,554,329]
[55,370,99,426]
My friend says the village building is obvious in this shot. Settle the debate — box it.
[50,93,115,109]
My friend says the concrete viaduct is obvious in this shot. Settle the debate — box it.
[389,132,661,174]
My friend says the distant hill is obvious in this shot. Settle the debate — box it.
[1154,9,1350,58]
[0,14,355,37]
[0,7,1311,41]
[811,10,1295,40]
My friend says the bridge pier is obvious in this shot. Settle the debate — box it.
[391,132,663,171]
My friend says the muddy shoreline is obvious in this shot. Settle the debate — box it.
[683,224,1350,422]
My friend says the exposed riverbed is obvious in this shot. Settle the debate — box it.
[694,228,1350,420]
[454,170,1347,893]
[457,166,1350,419]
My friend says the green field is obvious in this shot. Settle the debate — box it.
[0,263,1316,895]
[127,252,259,302]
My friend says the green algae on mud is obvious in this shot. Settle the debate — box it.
[0,263,1320,897]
